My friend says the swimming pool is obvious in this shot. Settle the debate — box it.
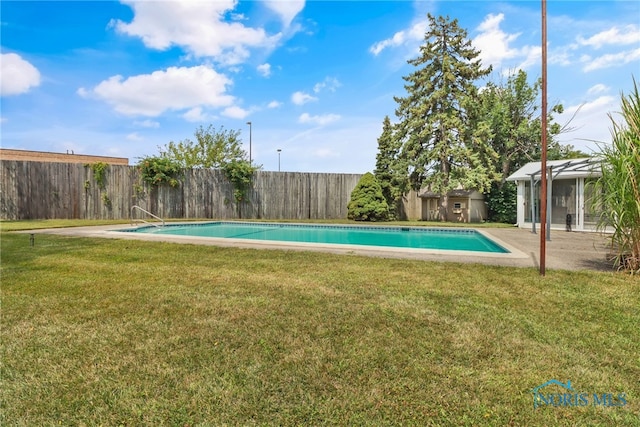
[119,222,509,254]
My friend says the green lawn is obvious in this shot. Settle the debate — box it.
[1,221,638,426]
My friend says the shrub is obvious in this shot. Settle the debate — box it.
[347,172,390,221]
[485,181,517,223]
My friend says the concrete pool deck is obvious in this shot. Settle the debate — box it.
[24,223,615,272]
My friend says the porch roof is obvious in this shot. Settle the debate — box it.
[506,157,602,181]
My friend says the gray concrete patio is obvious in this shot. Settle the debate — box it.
[481,227,614,271]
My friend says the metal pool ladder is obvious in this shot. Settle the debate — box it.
[131,205,165,227]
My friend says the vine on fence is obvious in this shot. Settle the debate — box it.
[87,162,108,190]
[101,192,112,208]
[137,156,182,188]
[86,162,111,208]
[222,160,257,203]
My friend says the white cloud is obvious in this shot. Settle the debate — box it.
[577,25,640,49]
[369,19,428,56]
[473,14,523,70]
[563,95,615,116]
[134,119,160,128]
[579,54,591,63]
[79,65,235,117]
[513,45,541,72]
[291,91,318,105]
[126,132,144,141]
[222,105,249,119]
[257,63,271,77]
[262,0,305,28]
[582,47,640,72]
[473,13,541,73]
[1,53,41,96]
[557,95,617,150]
[313,77,341,93]
[298,113,340,126]
[587,84,609,96]
[113,0,280,65]
[370,12,542,74]
[549,46,574,67]
[267,100,282,108]
[183,107,209,122]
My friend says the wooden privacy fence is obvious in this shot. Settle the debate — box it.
[0,161,363,220]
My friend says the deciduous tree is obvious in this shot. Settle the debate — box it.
[478,70,575,180]
[478,70,588,223]
[160,125,246,169]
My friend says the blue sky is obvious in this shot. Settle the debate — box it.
[2,1,639,173]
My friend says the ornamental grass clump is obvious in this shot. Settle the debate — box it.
[591,78,640,273]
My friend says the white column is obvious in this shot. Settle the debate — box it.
[577,178,584,231]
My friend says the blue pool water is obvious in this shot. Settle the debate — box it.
[120,222,509,253]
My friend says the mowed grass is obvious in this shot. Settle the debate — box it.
[1,222,639,426]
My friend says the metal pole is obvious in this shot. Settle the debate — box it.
[530,175,536,234]
[277,149,281,171]
[246,121,252,165]
[547,166,552,241]
[540,0,548,275]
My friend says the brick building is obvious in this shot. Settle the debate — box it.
[0,148,128,165]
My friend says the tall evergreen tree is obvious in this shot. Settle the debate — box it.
[394,14,498,220]
[374,116,406,218]
[374,116,396,206]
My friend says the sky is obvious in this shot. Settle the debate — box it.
[1,1,639,173]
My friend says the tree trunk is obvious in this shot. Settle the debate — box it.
[439,194,448,221]
[501,159,511,187]
[439,157,450,221]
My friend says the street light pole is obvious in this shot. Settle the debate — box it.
[246,121,252,165]
[277,149,281,171]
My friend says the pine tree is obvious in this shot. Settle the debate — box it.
[347,173,389,222]
[394,14,497,220]
[374,116,406,219]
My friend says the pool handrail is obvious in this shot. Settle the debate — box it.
[131,205,165,227]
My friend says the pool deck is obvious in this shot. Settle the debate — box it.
[24,223,615,272]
